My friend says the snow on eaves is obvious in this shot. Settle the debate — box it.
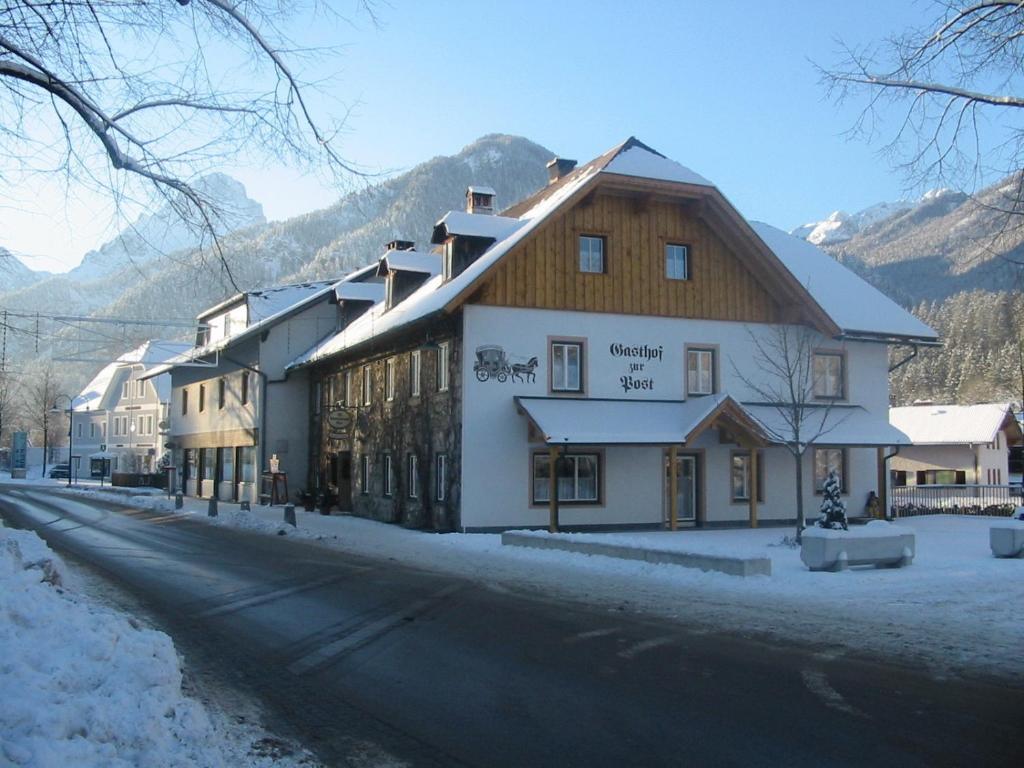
[602,144,713,187]
[289,164,602,369]
[890,403,1015,445]
[433,211,525,241]
[749,222,938,341]
[246,281,336,323]
[379,249,441,276]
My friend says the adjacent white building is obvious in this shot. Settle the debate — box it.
[889,402,1022,486]
[72,340,190,477]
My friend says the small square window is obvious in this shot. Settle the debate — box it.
[686,347,715,396]
[551,341,583,393]
[579,235,605,274]
[666,243,690,280]
[813,352,844,399]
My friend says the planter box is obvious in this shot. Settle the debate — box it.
[801,521,915,572]
[990,520,1024,558]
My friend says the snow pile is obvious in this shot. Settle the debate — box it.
[0,525,223,767]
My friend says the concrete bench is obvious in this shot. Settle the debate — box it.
[990,521,1024,558]
[801,521,915,572]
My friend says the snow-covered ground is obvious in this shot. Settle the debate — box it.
[0,520,321,767]
[17,477,1020,683]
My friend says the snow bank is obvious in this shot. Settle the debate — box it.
[0,523,318,767]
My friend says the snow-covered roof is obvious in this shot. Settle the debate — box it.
[514,393,754,445]
[467,185,496,196]
[246,281,336,324]
[146,279,340,378]
[289,137,937,370]
[73,340,191,411]
[336,281,385,303]
[746,404,912,447]
[288,159,601,370]
[431,211,524,242]
[749,222,937,342]
[889,403,1020,445]
[602,142,713,187]
[377,249,441,276]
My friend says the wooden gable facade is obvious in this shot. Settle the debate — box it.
[457,172,836,334]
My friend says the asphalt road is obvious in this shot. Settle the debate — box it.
[2,485,1021,767]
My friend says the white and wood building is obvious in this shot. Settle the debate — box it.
[290,138,938,532]
[889,402,1022,486]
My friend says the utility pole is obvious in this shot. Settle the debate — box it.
[1,310,7,372]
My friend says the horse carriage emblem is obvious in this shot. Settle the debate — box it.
[474,345,538,383]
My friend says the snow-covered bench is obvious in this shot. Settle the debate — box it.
[800,521,915,572]
[990,519,1024,558]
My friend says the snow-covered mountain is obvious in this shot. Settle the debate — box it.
[67,173,265,282]
[791,190,965,246]
[0,248,48,292]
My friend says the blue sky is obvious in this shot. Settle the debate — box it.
[5,0,984,272]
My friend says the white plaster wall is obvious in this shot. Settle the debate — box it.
[263,371,311,492]
[460,305,890,530]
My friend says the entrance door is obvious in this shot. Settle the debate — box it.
[336,451,353,512]
[665,454,698,524]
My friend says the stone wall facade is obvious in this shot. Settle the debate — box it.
[309,313,463,531]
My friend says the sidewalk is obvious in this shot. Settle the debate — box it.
[20,481,1024,682]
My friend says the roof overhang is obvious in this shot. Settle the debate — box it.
[514,393,770,447]
[745,404,912,447]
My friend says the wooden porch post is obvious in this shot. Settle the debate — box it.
[668,444,679,531]
[548,445,559,533]
[876,447,887,519]
[748,448,758,528]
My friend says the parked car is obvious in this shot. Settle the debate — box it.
[49,464,70,479]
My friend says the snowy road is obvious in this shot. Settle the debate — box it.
[2,486,1022,767]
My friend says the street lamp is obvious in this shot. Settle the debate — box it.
[51,394,74,488]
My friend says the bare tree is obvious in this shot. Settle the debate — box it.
[0,369,16,452]
[820,1,1024,266]
[1,0,373,287]
[20,362,63,477]
[732,325,844,542]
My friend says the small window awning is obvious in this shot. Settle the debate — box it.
[744,404,912,447]
[514,394,770,446]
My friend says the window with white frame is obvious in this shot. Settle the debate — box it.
[362,365,373,406]
[182,388,189,415]
[665,243,690,280]
[385,357,396,401]
[435,454,447,501]
[436,342,449,392]
[113,419,120,437]
[730,451,765,503]
[410,350,421,397]
[686,347,715,396]
[813,447,846,493]
[813,352,845,399]
[89,423,96,439]
[578,235,605,273]
[360,455,370,495]
[550,340,583,393]
[532,452,600,503]
[137,380,146,398]
[241,371,250,406]
[77,422,83,438]
[407,454,418,499]
[382,454,393,497]
[344,369,354,407]
[122,381,130,399]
